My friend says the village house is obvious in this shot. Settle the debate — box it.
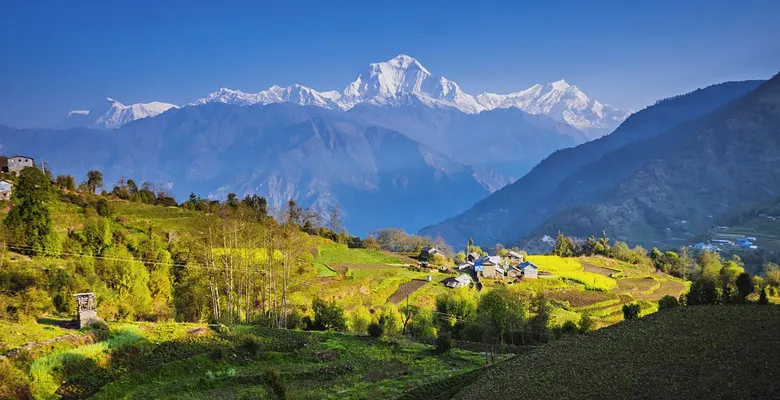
[446,274,472,289]
[507,261,539,279]
[0,180,12,201]
[418,246,440,262]
[5,155,34,175]
[519,261,539,279]
[466,252,481,263]
[505,250,524,264]
[477,255,504,279]
[457,261,474,271]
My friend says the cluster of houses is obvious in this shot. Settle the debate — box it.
[419,247,540,289]
[759,214,779,222]
[0,155,36,201]
[693,236,759,252]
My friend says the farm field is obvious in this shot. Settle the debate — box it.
[504,255,688,326]
[1,320,486,400]
[450,306,780,400]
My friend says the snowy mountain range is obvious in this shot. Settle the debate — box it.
[62,98,178,130]
[62,55,628,137]
[191,55,630,137]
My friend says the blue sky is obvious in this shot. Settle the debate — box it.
[1,0,778,127]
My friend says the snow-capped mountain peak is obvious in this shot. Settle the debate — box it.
[184,54,629,137]
[62,98,178,130]
[549,79,570,90]
[340,54,484,113]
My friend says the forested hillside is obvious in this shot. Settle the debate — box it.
[421,80,764,247]
[522,74,780,249]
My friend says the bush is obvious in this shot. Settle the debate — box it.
[0,358,31,400]
[561,320,579,335]
[658,295,680,311]
[350,307,371,335]
[367,322,383,338]
[579,313,595,333]
[378,305,403,337]
[262,369,287,400]
[241,334,262,355]
[622,303,641,320]
[312,298,347,331]
[435,331,454,354]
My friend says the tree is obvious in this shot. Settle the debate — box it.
[658,295,680,310]
[435,331,454,354]
[126,179,138,195]
[285,200,302,226]
[312,298,346,331]
[56,174,76,191]
[622,303,641,320]
[764,263,780,288]
[735,273,754,303]
[477,286,514,342]
[242,194,268,218]
[687,278,719,305]
[579,313,595,333]
[350,306,372,334]
[367,322,383,338]
[4,167,55,253]
[758,287,769,305]
[86,170,103,193]
[409,307,436,340]
[226,193,238,208]
[379,305,403,337]
[552,232,577,257]
[455,251,466,264]
[328,205,343,234]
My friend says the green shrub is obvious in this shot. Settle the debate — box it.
[241,334,261,355]
[262,369,287,400]
[435,331,454,354]
[579,313,595,333]
[622,303,641,320]
[658,295,680,311]
[561,320,579,335]
[0,358,31,400]
[368,322,383,338]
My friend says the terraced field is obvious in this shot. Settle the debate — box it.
[452,306,780,400]
[387,280,429,304]
[1,321,485,400]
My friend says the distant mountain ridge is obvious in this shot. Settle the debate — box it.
[190,55,629,138]
[61,98,178,130]
[0,103,494,235]
[420,79,766,248]
[520,75,780,249]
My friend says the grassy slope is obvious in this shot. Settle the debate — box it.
[42,199,688,328]
[0,319,70,352]
[454,306,780,400]
[87,326,484,400]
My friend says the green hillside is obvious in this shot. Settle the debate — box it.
[451,306,780,400]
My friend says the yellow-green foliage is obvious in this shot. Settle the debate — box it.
[549,307,581,327]
[211,247,283,263]
[528,256,617,291]
[317,243,402,265]
[0,319,69,352]
[30,325,146,399]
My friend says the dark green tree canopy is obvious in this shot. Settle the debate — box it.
[4,167,55,252]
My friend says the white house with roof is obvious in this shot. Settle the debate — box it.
[446,274,472,289]
[6,155,34,175]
